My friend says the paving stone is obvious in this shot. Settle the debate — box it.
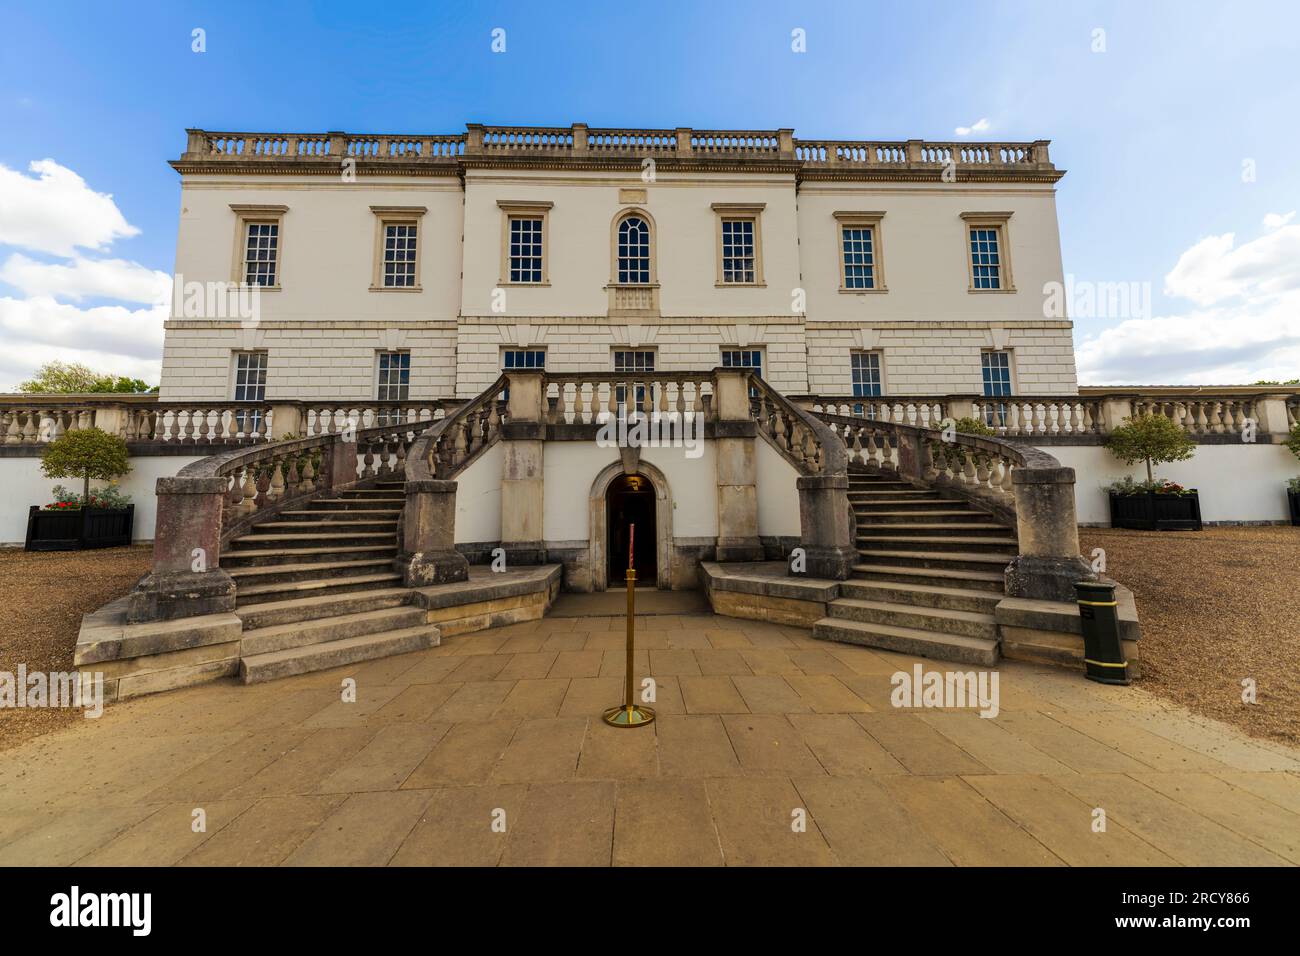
[878,775,1063,865]
[995,712,1153,773]
[0,803,161,866]
[664,630,712,650]
[577,719,659,780]
[706,777,836,866]
[491,717,588,783]
[792,776,950,865]
[722,714,826,775]
[598,648,649,678]
[283,790,433,865]
[1051,772,1290,866]
[788,714,906,775]
[431,681,514,722]
[1212,770,1300,814]
[656,715,742,777]
[963,774,1177,866]
[785,675,872,714]
[694,648,753,676]
[398,655,469,684]
[390,784,526,866]
[919,712,1073,775]
[1048,710,1230,771]
[493,678,570,718]
[369,683,461,723]
[301,684,406,728]
[786,648,858,676]
[548,650,605,678]
[448,654,511,682]
[76,800,252,866]
[648,648,702,677]
[739,648,802,675]
[496,652,560,680]
[613,780,722,866]
[177,794,347,866]
[680,676,749,715]
[143,727,312,802]
[732,675,811,714]
[402,719,519,787]
[854,713,990,775]
[316,723,450,793]
[559,676,623,717]
[502,781,616,866]
[226,726,379,798]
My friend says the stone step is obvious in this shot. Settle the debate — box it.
[848,479,918,489]
[235,587,411,629]
[852,563,1007,592]
[812,617,999,667]
[226,531,398,550]
[856,535,1017,553]
[227,558,397,586]
[332,487,406,498]
[308,498,405,510]
[220,545,398,568]
[240,605,427,656]
[254,519,399,534]
[854,550,1015,573]
[855,511,997,525]
[235,572,405,606]
[240,625,438,684]
[278,508,403,520]
[848,489,939,498]
[839,579,1004,613]
[853,522,1012,536]
[829,597,999,640]
[853,499,967,512]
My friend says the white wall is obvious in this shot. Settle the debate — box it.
[756,437,802,537]
[453,442,503,543]
[1045,443,1299,524]
[0,455,202,545]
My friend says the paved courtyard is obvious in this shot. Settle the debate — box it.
[2,600,1299,866]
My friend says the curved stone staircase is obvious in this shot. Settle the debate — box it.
[222,479,438,682]
[812,468,1017,665]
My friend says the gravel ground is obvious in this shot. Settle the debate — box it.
[1079,526,1300,745]
[0,545,152,751]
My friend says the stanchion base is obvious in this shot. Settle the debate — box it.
[602,704,656,728]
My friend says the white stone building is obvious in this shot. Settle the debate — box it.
[160,124,1078,405]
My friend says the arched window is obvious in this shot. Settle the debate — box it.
[617,216,651,284]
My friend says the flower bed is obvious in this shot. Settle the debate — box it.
[1106,478,1202,531]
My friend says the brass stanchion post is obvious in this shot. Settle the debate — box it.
[603,522,655,727]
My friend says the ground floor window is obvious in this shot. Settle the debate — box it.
[232,350,267,435]
[851,350,883,418]
[614,349,655,408]
[982,349,1013,426]
[376,351,410,424]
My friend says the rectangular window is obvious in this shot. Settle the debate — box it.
[982,350,1013,426]
[232,351,268,436]
[720,218,756,283]
[376,351,411,402]
[243,222,279,286]
[721,348,763,396]
[969,226,1002,290]
[508,217,544,283]
[382,222,418,287]
[851,352,883,398]
[614,350,655,408]
[502,349,546,370]
[841,226,876,290]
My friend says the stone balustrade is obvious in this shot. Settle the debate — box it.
[175,125,1058,177]
[799,397,949,429]
[542,372,716,426]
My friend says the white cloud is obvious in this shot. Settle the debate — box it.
[1263,210,1295,230]
[0,253,170,304]
[1077,224,1300,385]
[0,296,165,389]
[0,159,140,256]
[954,118,991,136]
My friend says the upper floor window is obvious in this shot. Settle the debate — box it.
[834,211,887,292]
[498,201,552,285]
[503,348,546,370]
[617,216,651,284]
[961,212,1014,292]
[230,204,287,288]
[712,203,765,286]
[370,205,426,292]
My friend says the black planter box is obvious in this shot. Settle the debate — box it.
[1108,492,1201,531]
[25,505,135,551]
[1289,489,1300,527]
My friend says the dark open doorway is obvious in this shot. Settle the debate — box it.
[606,473,657,587]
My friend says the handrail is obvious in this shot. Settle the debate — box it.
[749,373,844,476]
[407,375,509,482]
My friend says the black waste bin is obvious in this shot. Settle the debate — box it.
[1076,580,1130,685]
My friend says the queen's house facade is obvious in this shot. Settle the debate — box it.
[4,124,1298,702]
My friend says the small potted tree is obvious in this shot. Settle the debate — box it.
[1285,421,1300,526]
[26,427,134,550]
[1103,414,1201,530]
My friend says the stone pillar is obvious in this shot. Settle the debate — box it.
[796,474,856,580]
[90,404,129,439]
[127,476,235,622]
[1253,393,1293,438]
[946,396,976,423]
[269,402,303,439]
[713,368,765,562]
[1004,466,1095,602]
[395,478,469,586]
[500,370,546,565]
[1098,394,1137,432]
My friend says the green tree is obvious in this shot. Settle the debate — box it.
[1284,421,1300,461]
[39,427,131,503]
[1105,414,1196,483]
[18,361,154,394]
[1252,379,1300,386]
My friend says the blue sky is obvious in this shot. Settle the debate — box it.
[2,0,1298,387]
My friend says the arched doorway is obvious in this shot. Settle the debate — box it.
[588,460,674,591]
[605,473,657,587]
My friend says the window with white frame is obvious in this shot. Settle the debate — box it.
[242,222,279,286]
[382,222,418,287]
[720,218,757,283]
[232,350,268,436]
[614,349,655,408]
[617,216,651,284]
[981,350,1014,426]
[841,225,877,289]
[508,217,544,283]
[377,351,410,401]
